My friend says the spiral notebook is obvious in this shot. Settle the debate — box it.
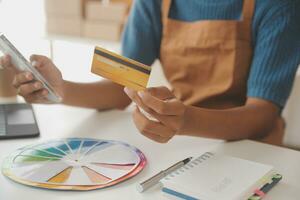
[161,152,280,200]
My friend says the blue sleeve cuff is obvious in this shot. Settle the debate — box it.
[247,87,287,108]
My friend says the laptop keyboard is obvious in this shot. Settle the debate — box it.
[0,105,6,136]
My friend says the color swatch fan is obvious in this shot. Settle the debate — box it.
[2,138,147,190]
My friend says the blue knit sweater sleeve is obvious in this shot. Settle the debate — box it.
[247,1,300,107]
[121,0,161,65]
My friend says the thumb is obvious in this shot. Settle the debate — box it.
[146,86,175,100]
[30,54,51,70]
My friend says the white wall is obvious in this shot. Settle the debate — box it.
[283,68,300,149]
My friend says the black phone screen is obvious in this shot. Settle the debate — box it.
[0,104,39,139]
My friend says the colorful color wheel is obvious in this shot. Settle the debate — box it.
[2,138,146,190]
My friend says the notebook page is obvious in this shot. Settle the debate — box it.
[162,153,273,200]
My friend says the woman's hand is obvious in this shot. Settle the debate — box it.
[0,54,64,103]
[124,86,187,143]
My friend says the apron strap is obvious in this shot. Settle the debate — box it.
[161,0,172,28]
[242,0,256,21]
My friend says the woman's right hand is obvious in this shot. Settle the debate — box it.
[0,54,64,103]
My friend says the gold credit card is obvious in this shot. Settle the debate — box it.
[91,46,151,91]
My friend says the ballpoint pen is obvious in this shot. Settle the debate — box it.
[137,157,193,193]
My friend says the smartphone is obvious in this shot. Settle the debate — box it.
[0,33,62,103]
[0,104,39,139]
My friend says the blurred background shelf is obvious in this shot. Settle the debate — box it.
[45,0,131,41]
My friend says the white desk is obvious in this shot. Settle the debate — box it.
[0,104,300,200]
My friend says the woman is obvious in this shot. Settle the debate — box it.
[1,0,299,145]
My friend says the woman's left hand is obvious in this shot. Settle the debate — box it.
[124,86,187,143]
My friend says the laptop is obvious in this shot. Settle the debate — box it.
[0,103,39,139]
